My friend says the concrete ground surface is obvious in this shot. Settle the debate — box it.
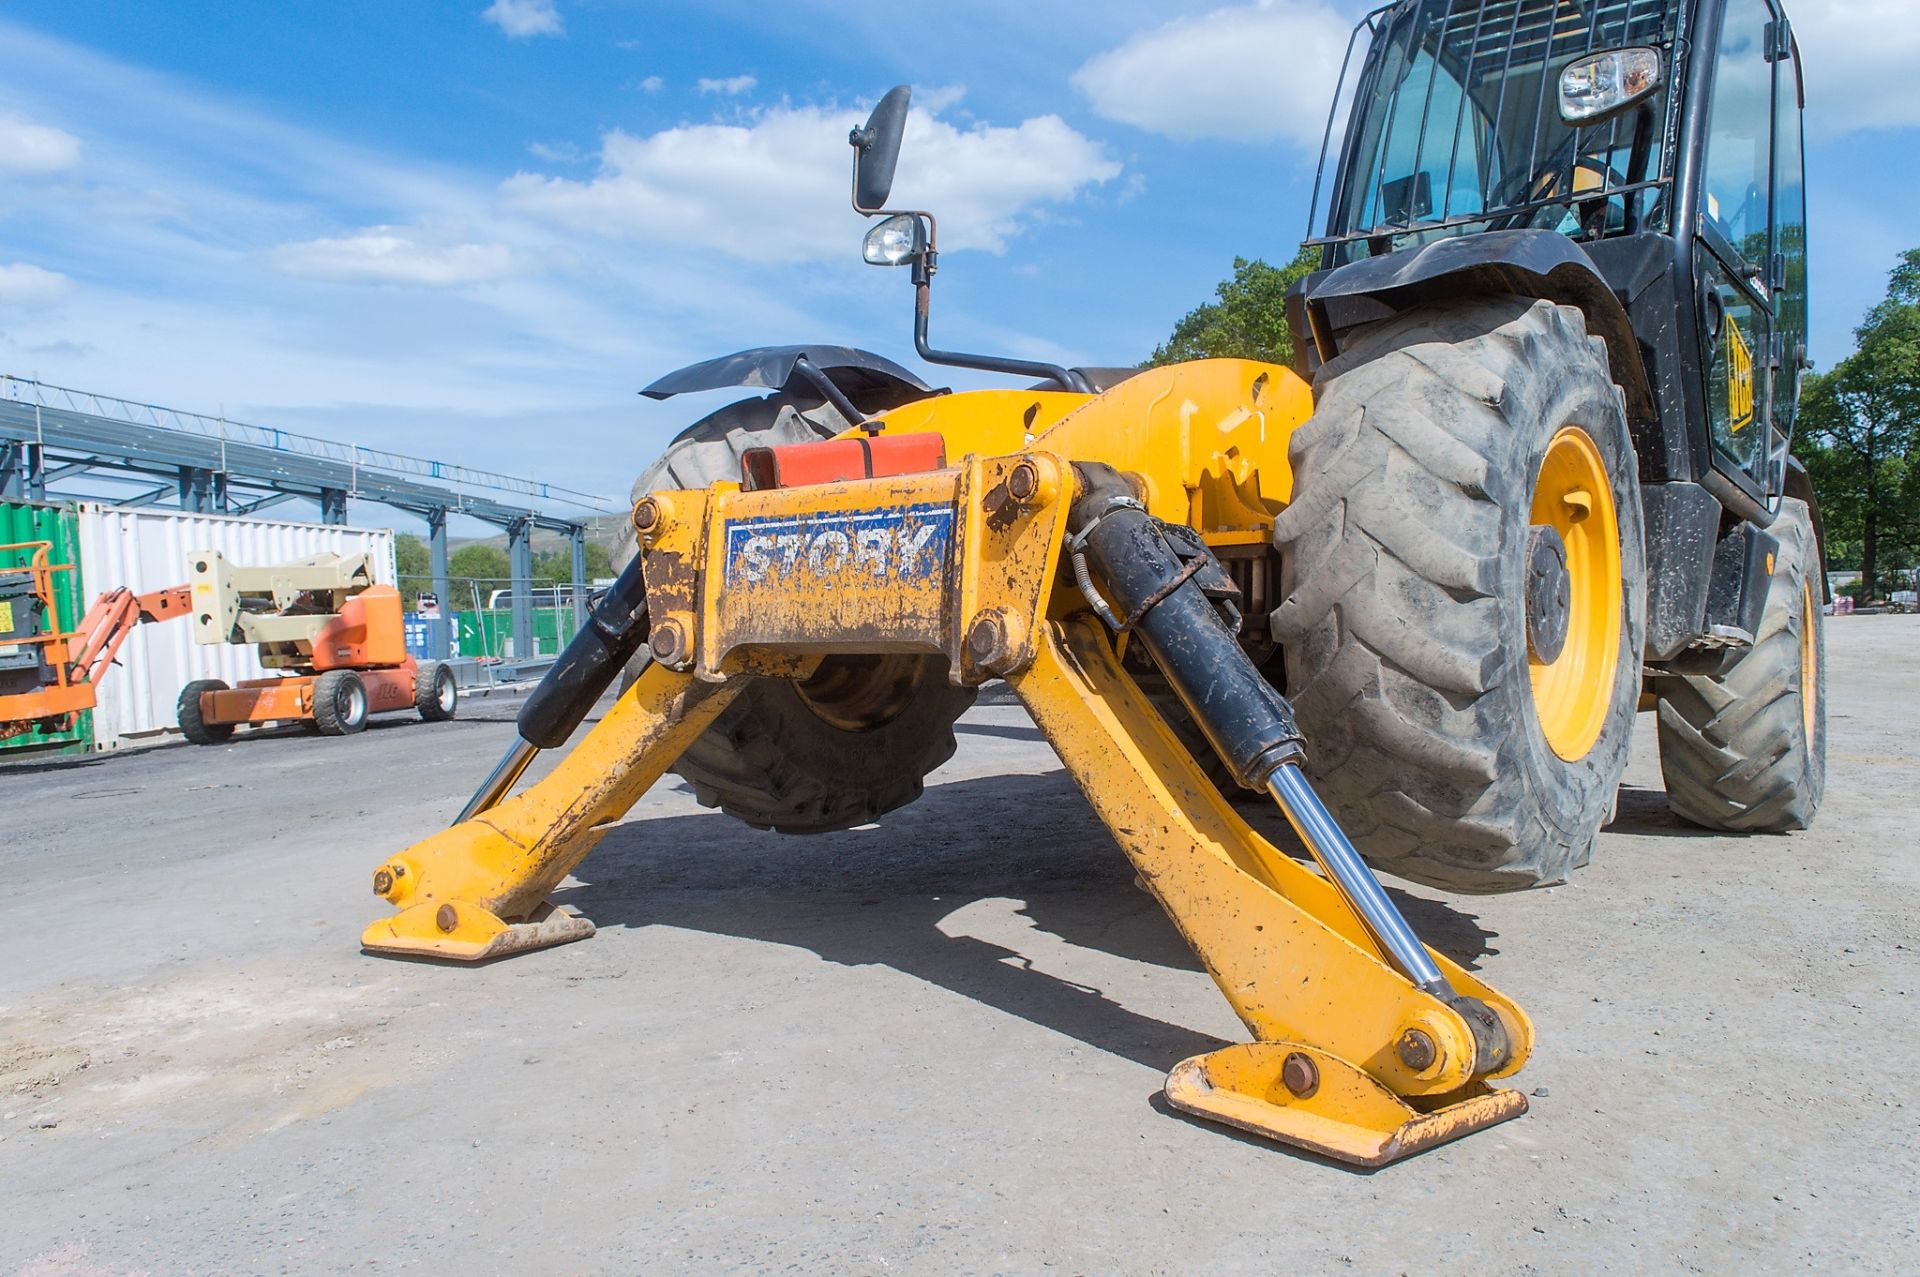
[1,617,1914,1275]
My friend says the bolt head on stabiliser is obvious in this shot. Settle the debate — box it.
[632,494,672,539]
[1006,460,1041,503]
[1397,1028,1438,1072]
[965,608,1027,675]
[650,619,689,665]
[1280,1051,1320,1099]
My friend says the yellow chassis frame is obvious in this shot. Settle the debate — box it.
[361,359,1533,1166]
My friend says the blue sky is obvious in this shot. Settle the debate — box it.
[0,0,1914,526]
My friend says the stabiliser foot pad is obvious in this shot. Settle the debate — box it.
[1164,1042,1528,1168]
[361,899,595,962]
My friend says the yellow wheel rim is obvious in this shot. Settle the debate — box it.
[1527,426,1622,761]
[1799,577,1818,741]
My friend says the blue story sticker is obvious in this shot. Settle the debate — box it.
[722,502,954,588]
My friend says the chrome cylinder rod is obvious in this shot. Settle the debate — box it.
[456,736,540,825]
[1267,762,1453,998]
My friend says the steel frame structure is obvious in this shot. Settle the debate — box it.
[0,376,606,662]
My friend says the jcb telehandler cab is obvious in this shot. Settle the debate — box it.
[358,0,1824,1166]
[1282,0,1822,876]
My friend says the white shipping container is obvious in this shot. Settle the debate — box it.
[73,504,396,749]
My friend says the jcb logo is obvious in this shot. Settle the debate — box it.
[723,503,953,587]
[1726,320,1754,434]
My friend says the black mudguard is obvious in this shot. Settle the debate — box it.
[1288,230,1656,426]
[641,344,932,413]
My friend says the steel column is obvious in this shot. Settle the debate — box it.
[569,527,588,633]
[3,442,46,501]
[509,517,534,663]
[179,466,215,513]
[428,506,453,661]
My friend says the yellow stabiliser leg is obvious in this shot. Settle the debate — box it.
[1011,619,1533,1167]
[360,661,742,961]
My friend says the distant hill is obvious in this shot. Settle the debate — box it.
[448,513,629,557]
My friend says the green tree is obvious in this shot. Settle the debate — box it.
[1146,246,1319,369]
[449,543,510,586]
[532,541,613,586]
[1799,248,1920,600]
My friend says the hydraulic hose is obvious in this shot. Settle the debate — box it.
[456,546,653,823]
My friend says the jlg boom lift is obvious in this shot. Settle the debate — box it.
[362,0,1825,1166]
[0,547,457,744]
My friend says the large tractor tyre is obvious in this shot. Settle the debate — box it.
[311,669,370,737]
[1655,498,1826,831]
[614,393,976,834]
[1271,295,1647,892]
[177,679,235,745]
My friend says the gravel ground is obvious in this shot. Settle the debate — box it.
[1,616,1914,1275]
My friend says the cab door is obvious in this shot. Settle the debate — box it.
[1695,0,1790,500]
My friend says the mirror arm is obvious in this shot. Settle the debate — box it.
[910,266,1092,394]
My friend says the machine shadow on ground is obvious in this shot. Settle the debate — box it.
[561,768,1508,1074]
[1605,783,1723,837]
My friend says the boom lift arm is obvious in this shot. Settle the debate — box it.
[67,584,193,687]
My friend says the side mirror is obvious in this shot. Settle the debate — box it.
[1558,47,1661,126]
[849,85,912,212]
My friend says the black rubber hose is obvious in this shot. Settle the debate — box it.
[1068,463,1305,789]
[515,550,652,749]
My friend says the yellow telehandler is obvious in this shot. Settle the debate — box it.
[360,0,1825,1167]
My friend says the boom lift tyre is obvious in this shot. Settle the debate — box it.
[1272,295,1646,891]
[312,669,370,736]
[175,679,235,745]
[415,660,459,723]
[615,393,974,833]
[1656,498,1825,830]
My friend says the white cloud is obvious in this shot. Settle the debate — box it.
[696,75,757,96]
[1073,1,1350,148]
[0,112,82,173]
[527,140,584,163]
[482,0,562,39]
[636,75,664,94]
[501,98,1120,262]
[1790,0,1920,136]
[0,262,75,307]
[271,229,521,287]
[0,21,1120,504]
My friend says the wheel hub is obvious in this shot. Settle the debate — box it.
[1525,524,1572,663]
[1525,425,1623,763]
